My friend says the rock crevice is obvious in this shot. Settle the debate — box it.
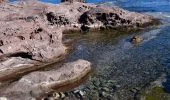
[0,1,158,99]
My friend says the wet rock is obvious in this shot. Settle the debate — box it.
[45,97,54,100]
[0,60,91,100]
[100,91,109,98]
[130,88,137,93]
[102,87,110,92]
[42,92,60,100]
[52,93,60,99]
[59,92,65,99]
[73,90,80,93]
[116,85,121,88]
[131,36,143,44]
[0,1,158,100]
[107,80,116,83]
[73,90,85,98]
[135,87,141,91]
[79,90,85,96]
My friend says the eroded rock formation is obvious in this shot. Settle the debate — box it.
[0,0,6,3]
[79,6,153,29]
[0,59,91,100]
[0,0,157,99]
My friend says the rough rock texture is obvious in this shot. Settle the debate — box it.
[0,0,6,3]
[79,6,153,29]
[45,2,96,27]
[0,0,96,85]
[0,59,91,100]
[0,0,157,99]
[0,1,66,61]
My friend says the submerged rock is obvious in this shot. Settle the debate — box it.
[0,0,158,99]
[131,36,143,44]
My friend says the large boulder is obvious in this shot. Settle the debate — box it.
[46,2,96,26]
[79,6,154,29]
[0,1,158,100]
[0,1,66,61]
[0,0,67,83]
[0,59,91,100]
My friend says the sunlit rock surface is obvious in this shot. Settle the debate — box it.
[0,0,156,99]
[0,59,91,100]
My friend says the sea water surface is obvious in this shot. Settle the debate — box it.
[10,0,170,99]
[62,0,170,99]
[36,0,170,99]
[26,0,170,99]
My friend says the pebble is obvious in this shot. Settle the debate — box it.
[79,90,85,96]
[59,92,65,98]
[135,87,141,91]
[107,80,116,83]
[102,87,110,92]
[116,85,121,88]
[53,92,60,99]
[130,88,137,93]
[101,92,108,97]
[131,36,142,44]
[73,90,79,93]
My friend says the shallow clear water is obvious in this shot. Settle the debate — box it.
[61,0,170,99]
[21,0,170,98]
[10,0,170,99]
[64,25,170,98]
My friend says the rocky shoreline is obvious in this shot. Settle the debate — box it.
[0,0,159,99]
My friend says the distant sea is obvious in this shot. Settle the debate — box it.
[9,0,170,12]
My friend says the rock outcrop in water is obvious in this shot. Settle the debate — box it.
[79,6,153,29]
[131,35,143,44]
[0,0,158,99]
